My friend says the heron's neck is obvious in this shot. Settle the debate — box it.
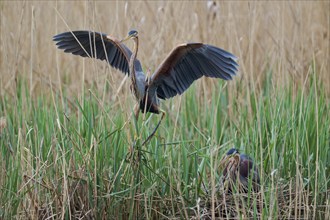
[129,37,142,101]
[129,37,139,85]
[132,37,138,60]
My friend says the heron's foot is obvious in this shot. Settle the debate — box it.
[141,110,166,146]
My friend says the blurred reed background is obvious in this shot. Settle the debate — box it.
[1,1,329,100]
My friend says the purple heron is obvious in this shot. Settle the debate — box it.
[221,148,260,192]
[53,30,239,140]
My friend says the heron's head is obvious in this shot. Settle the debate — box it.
[226,148,239,156]
[220,148,240,168]
[128,29,138,37]
[121,29,138,42]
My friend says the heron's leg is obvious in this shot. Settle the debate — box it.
[141,110,166,146]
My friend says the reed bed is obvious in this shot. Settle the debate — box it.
[0,1,329,219]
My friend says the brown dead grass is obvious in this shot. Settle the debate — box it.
[1,1,329,101]
[18,174,323,219]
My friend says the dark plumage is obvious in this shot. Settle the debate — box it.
[150,43,238,100]
[53,31,140,74]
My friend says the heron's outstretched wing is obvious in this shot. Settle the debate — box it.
[149,43,238,99]
[53,31,142,75]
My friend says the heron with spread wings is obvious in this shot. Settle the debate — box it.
[53,30,238,140]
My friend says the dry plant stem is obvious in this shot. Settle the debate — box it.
[128,104,144,219]
[134,103,140,121]
[129,138,142,220]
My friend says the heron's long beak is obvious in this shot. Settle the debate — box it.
[220,155,230,167]
[120,35,132,43]
[220,153,240,167]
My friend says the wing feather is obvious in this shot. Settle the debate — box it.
[149,43,238,99]
[53,30,142,75]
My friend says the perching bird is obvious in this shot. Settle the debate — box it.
[221,148,260,192]
[53,30,238,139]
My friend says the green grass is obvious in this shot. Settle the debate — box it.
[0,66,329,219]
